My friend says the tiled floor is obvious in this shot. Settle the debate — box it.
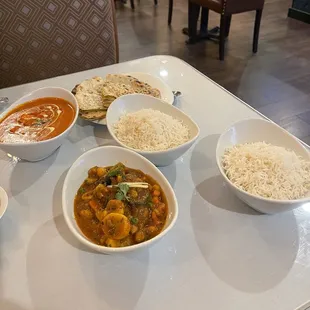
[116,0,310,144]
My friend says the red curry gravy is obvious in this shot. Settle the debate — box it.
[0,97,75,143]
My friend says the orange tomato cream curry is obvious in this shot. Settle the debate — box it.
[0,97,75,143]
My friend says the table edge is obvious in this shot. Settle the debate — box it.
[1,54,309,149]
[160,55,310,149]
[0,55,288,124]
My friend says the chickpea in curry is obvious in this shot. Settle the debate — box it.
[74,163,168,247]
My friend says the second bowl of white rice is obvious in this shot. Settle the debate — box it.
[216,118,310,214]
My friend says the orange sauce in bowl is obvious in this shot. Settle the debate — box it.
[0,97,75,143]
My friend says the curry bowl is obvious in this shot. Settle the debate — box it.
[0,87,79,161]
[62,145,178,254]
[106,94,200,166]
[216,118,310,214]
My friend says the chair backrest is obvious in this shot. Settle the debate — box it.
[0,0,119,89]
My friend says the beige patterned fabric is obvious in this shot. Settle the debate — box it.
[0,0,119,89]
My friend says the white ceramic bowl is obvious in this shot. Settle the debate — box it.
[62,145,178,254]
[216,118,310,214]
[0,87,79,161]
[106,94,200,166]
[0,187,8,220]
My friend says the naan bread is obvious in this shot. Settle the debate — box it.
[103,74,161,98]
[79,110,107,120]
[73,74,161,121]
[74,76,106,111]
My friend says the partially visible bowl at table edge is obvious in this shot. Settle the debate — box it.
[0,187,8,220]
[0,87,79,162]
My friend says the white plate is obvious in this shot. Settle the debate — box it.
[86,72,174,126]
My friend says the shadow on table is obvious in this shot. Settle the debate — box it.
[67,118,93,144]
[196,175,259,215]
[10,148,59,195]
[79,248,150,310]
[93,124,116,147]
[9,148,59,205]
[190,134,256,214]
[190,134,220,185]
[26,216,101,310]
[159,161,177,188]
[27,216,149,310]
[52,170,96,253]
[0,212,23,266]
[190,184,299,293]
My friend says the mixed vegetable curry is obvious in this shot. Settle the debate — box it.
[74,162,168,247]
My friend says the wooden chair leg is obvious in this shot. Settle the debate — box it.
[225,15,232,38]
[187,1,200,44]
[168,0,173,25]
[219,15,226,61]
[130,0,135,9]
[200,7,209,33]
[253,9,262,53]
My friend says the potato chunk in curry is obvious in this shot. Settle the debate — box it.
[74,163,168,248]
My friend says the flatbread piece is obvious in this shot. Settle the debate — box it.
[73,74,161,121]
[103,74,161,98]
[79,110,107,120]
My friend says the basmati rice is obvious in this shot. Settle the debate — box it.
[222,142,310,200]
[114,109,190,151]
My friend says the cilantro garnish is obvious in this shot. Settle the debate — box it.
[78,187,86,194]
[130,217,138,225]
[115,183,130,201]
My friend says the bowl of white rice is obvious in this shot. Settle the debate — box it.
[216,118,310,214]
[106,94,200,166]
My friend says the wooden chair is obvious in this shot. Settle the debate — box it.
[188,0,265,60]
[0,0,119,89]
[168,0,173,25]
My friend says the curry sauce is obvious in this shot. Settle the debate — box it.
[74,163,168,248]
[0,97,75,143]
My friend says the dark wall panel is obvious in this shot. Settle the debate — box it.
[292,0,310,13]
